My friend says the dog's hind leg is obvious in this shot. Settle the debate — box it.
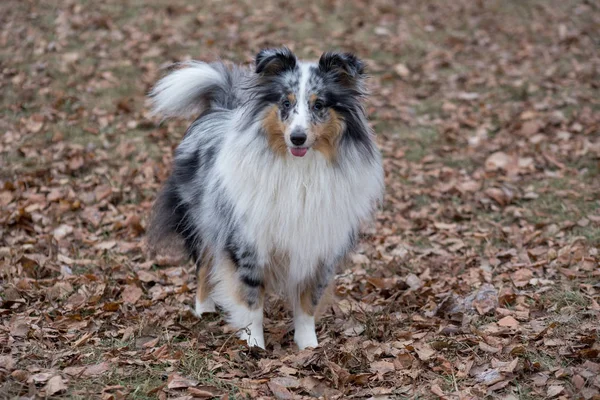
[210,249,265,349]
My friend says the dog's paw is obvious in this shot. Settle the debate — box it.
[239,329,265,349]
[194,297,216,317]
[294,330,318,350]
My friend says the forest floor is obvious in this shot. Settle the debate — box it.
[1,0,599,399]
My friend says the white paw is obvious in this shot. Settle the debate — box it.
[239,328,265,349]
[294,329,318,350]
[194,297,216,317]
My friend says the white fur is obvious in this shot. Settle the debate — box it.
[194,296,216,316]
[287,64,312,145]
[150,62,225,118]
[293,308,318,349]
[222,135,379,287]
[237,309,265,349]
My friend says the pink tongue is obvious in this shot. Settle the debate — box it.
[290,147,308,157]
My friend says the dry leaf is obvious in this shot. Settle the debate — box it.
[45,375,67,396]
[121,284,143,304]
[168,373,199,390]
[547,385,564,397]
[84,362,110,377]
[498,316,519,328]
[267,381,294,400]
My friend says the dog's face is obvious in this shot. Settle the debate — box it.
[255,48,366,161]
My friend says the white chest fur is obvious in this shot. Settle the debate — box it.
[216,132,383,284]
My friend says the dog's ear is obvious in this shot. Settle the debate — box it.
[255,48,297,76]
[318,51,365,87]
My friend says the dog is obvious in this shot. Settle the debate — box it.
[147,48,383,349]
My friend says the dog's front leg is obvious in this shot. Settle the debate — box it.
[210,247,266,349]
[293,261,336,350]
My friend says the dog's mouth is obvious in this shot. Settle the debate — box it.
[290,147,308,157]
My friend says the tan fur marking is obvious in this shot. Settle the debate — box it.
[216,255,265,310]
[309,94,318,104]
[196,253,213,303]
[299,282,334,318]
[313,109,343,162]
[287,93,296,103]
[263,106,287,157]
[300,289,316,316]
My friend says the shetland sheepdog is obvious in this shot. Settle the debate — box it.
[147,48,383,349]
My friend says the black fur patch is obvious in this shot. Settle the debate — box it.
[255,47,297,76]
[225,232,257,271]
[241,274,263,288]
[318,51,365,87]
[153,181,201,263]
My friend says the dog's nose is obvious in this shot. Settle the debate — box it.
[290,130,307,146]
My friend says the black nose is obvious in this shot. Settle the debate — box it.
[290,131,307,146]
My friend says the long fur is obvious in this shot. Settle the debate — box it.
[147,48,384,349]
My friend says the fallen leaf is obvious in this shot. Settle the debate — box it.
[45,375,67,396]
[414,343,436,361]
[498,316,519,328]
[0,355,15,371]
[267,381,294,400]
[121,284,143,304]
[168,373,198,390]
[187,385,223,398]
[370,360,395,379]
[547,385,564,398]
[84,362,110,377]
[53,224,73,240]
[479,342,501,354]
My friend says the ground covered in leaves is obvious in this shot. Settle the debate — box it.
[1,0,600,399]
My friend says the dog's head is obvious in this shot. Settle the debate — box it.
[254,48,367,161]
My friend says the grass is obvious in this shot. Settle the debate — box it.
[542,287,589,311]
[517,177,600,245]
[179,348,240,397]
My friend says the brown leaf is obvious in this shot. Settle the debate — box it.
[496,358,518,373]
[84,362,110,377]
[121,285,143,304]
[430,384,447,398]
[485,152,513,171]
[31,372,54,383]
[270,377,300,388]
[53,224,74,240]
[511,268,533,287]
[414,343,436,361]
[497,316,519,328]
[475,369,504,386]
[11,370,30,382]
[479,342,501,354]
[64,366,86,377]
[370,360,395,380]
[572,374,585,391]
[167,373,198,390]
[547,385,564,398]
[0,355,15,371]
[405,273,422,290]
[187,385,223,398]
[45,375,67,396]
[267,381,294,400]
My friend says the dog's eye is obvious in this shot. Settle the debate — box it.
[313,100,324,111]
[282,100,292,109]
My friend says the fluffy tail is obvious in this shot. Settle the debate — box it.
[149,62,244,118]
